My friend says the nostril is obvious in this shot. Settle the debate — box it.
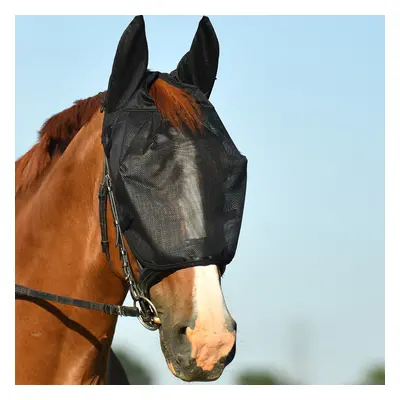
[227,318,237,333]
[232,319,237,332]
[174,324,190,345]
[178,326,187,336]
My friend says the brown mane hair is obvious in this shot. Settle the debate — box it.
[149,78,202,133]
[15,78,202,194]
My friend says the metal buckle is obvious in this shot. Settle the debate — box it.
[136,295,161,331]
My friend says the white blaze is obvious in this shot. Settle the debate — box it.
[192,265,227,321]
[187,264,235,371]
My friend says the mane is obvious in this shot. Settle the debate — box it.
[15,92,105,194]
[15,78,202,194]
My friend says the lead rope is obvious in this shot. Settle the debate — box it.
[99,156,160,331]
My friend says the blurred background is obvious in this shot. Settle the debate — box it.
[15,15,385,385]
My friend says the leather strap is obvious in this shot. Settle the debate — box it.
[15,284,139,317]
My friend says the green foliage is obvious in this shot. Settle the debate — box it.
[236,369,290,385]
[361,364,385,385]
[235,363,385,385]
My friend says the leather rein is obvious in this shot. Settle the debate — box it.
[15,155,160,331]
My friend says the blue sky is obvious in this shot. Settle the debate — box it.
[15,15,384,384]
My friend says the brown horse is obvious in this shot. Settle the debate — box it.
[15,18,237,385]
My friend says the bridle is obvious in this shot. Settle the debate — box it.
[15,155,161,331]
[98,155,160,330]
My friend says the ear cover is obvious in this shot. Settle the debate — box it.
[105,15,148,112]
[171,16,219,98]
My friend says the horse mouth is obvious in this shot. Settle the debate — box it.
[165,357,225,382]
[161,333,226,382]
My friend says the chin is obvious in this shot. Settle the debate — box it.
[166,359,224,382]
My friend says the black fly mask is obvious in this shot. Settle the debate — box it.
[101,16,247,291]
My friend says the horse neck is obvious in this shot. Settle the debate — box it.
[15,111,127,384]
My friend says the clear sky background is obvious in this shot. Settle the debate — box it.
[15,15,384,385]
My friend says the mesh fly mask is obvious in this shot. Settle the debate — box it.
[101,17,247,293]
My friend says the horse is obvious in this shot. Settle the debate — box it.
[15,16,243,384]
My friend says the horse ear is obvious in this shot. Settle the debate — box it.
[171,16,219,98]
[105,16,148,112]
